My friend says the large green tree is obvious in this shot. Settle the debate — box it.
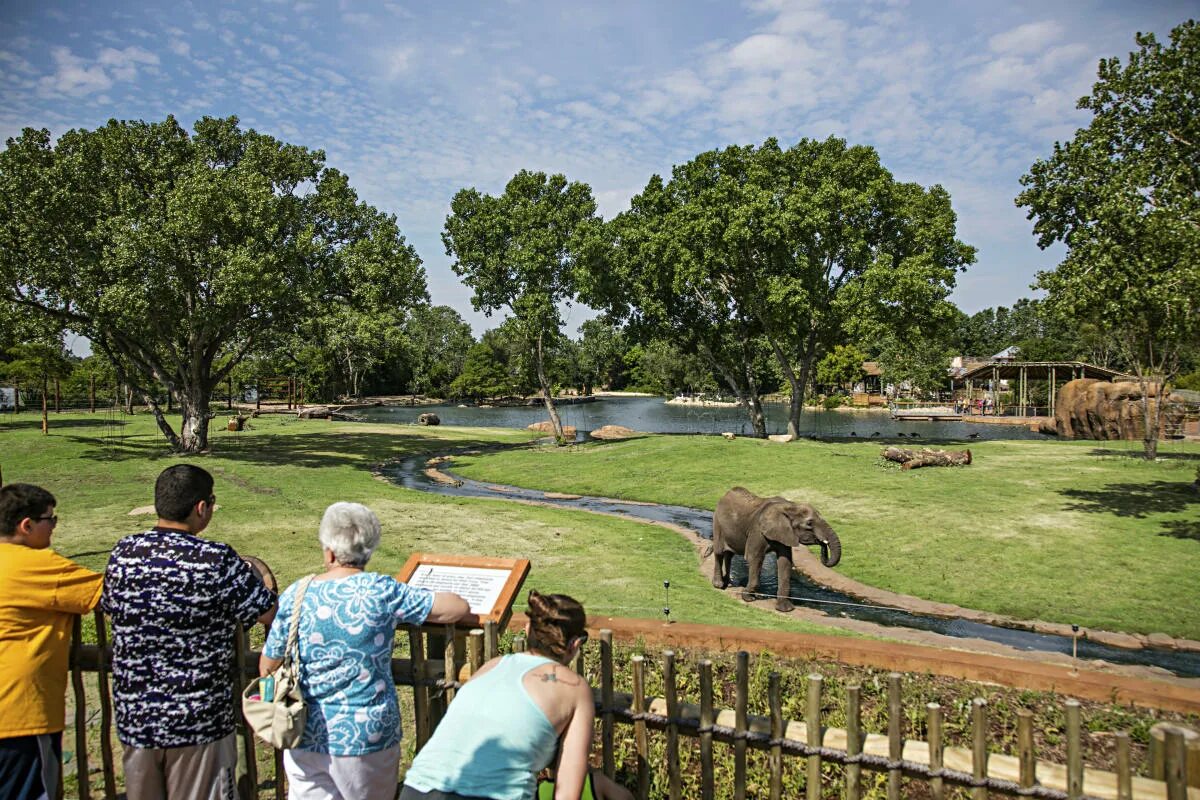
[401,305,475,397]
[597,139,973,438]
[1017,20,1200,459]
[443,170,601,443]
[0,116,426,451]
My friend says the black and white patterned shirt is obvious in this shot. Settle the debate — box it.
[103,526,276,749]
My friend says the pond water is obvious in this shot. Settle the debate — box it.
[360,396,1050,440]
[382,455,1200,677]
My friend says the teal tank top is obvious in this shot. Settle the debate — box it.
[403,653,561,800]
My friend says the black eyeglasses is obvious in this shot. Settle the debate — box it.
[34,515,58,525]
[574,632,589,648]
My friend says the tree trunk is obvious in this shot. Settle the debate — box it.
[41,376,48,435]
[54,378,60,413]
[1140,377,1159,460]
[177,386,211,453]
[881,446,972,469]
[143,393,181,449]
[535,333,566,444]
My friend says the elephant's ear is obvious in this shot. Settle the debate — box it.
[759,504,803,547]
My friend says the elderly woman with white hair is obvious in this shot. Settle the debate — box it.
[260,502,469,799]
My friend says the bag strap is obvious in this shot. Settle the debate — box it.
[282,575,316,669]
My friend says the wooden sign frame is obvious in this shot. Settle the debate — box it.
[396,553,530,629]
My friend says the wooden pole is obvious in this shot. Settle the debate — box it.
[70,617,91,800]
[467,629,483,677]
[805,674,822,800]
[699,659,714,800]
[768,672,782,800]
[41,376,48,434]
[927,703,943,800]
[600,629,615,779]
[846,685,862,800]
[1018,708,1036,789]
[228,377,233,411]
[1066,699,1083,799]
[1165,726,1188,800]
[632,655,649,799]
[1115,731,1132,800]
[94,610,116,799]
[54,377,60,413]
[89,374,96,413]
[888,673,902,800]
[408,629,430,749]
[734,651,748,800]
[972,698,988,800]
[664,651,680,800]
[483,620,499,661]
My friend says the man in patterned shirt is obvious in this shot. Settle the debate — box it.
[103,464,277,800]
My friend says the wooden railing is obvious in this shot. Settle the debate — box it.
[66,613,1196,800]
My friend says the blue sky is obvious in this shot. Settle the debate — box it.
[1,0,1192,339]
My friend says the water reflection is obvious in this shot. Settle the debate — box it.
[361,396,1050,440]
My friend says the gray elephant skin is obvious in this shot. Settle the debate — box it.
[710,487,841,612]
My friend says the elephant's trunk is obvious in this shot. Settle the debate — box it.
[819,530,842,568]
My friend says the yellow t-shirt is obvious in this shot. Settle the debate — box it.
[0,543,104,736]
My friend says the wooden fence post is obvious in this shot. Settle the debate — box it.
[846,685,862,800]
[927,703,943,800]
[734,651,748,800]
[699,659,714,800]
[408,628,431,749]
[70,617,91,800]
[600,630,614,780]
[768,672,783,800]
[93,610,115,799]
[632,655,649,800]
[664,651,680,800]
[972,698,988,800]
[1166,726,1188,800]
[467,629,483,677]
[805,674,822,800]
[234,624,258,800]
[1018,708,1036,791]
[887,673,902,800]
[1066,698,1082,799]
[1115,731,1132,800]
[483,620,499,661]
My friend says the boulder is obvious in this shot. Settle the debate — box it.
[417,412,440,426]
[590,425,638,440]
[527,421,577,438]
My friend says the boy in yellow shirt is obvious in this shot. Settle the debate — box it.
[0,483,103,800]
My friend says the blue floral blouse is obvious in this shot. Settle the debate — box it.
[263,572,434,755]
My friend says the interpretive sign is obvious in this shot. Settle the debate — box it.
[397,553,530,628]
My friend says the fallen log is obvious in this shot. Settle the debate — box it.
[881,446,972,470]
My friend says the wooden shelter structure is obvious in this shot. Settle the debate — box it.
[959,361,1129,418]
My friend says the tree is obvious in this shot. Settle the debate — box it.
[596,139,973,438]
[0,116,426,452]
[816,344,868,394]
[576,318,628,393]
[443,170,601,443]
[1016,21,1200,459]
[449,332,517,401]
[401,305,475,397]
[0,342,72,433]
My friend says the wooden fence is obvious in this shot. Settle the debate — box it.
[66,613,1196,800]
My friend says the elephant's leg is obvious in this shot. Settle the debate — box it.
[774,548,795,613]
[711,521,728,589]
[742,537,766,603]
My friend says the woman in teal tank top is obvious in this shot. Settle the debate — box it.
[400,591,631,800]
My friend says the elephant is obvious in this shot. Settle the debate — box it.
[710,487,841,613]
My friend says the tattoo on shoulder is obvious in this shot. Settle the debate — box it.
[539,672,558,683]
[538,666,581,685]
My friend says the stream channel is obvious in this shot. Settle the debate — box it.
[384,454,1200,678]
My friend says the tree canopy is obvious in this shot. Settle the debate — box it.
[597,137,973,437]
[443,169,601,443]
[1016,20,1200,458]
[0,115,426,451]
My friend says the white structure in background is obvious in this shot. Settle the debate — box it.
[0,387,16,411]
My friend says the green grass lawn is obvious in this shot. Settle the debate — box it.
[0,411,834,634]
[449,432,1200,640]
[4,411,1197,640]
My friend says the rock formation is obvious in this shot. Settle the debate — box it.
[1041,379,1185,440]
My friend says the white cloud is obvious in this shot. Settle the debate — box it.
[384,46,415,78]
[261,43,281,59]
[988,21,1064,55]
[168,39,191,57]
[966,56,1040,96]
[38,47,112,97]
[342,12,373,26]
